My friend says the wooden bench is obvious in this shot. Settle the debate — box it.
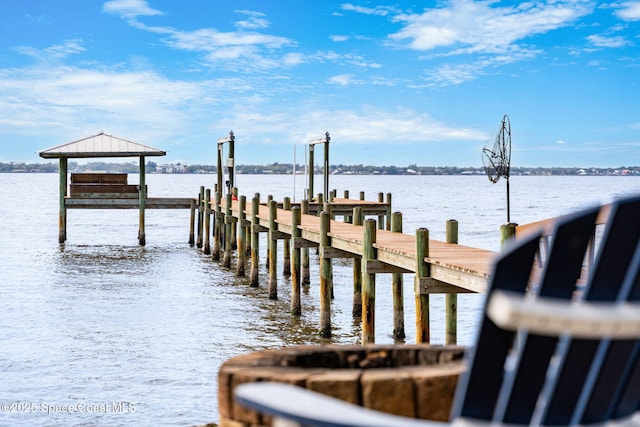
[69,173,142,198]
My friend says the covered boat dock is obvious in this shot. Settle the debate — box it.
[39,132,195,245]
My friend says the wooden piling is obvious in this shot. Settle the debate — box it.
[352,206,363,318]
[138,157,146,246]
[446,219,458,345]
[377,193,384,230]
[282,197,291,277]
[250,195,260,287]
[319,210,332,338]
[58,157,67,243]
[212,191,222,260]
[415,228,430,344]
[343,190,352,223]
[500,223,517,247]
[391,212,405,341]
[189,199,196,245]
[223,193,233,268]
[196,186,204,248]
[266,195,273,269]
[362,219,377,344]
[268,200,278,299]
[385,193,392,231]
[203,188,211,255]
[236,195,247,277]
[291,206,302,316]
[231,187,238,250]
[301,199,310,285]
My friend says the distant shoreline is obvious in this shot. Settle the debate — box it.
[2,161,639,176]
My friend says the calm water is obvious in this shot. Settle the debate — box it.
[1,173,639,426]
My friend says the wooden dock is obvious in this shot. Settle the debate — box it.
[198,190,496,344]
[238,198,492,293]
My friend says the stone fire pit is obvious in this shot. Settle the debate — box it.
[218,344,466,427]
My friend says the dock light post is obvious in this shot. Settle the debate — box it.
[217,131,235,196]
[308,132,330,202]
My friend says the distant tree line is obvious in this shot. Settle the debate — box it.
[2,161,640,176]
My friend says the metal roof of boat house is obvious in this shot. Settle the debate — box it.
[38,132,166,159]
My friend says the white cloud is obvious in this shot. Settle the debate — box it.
[307,107,488,143]
[389,1,593,54]
[587,34,632,48]
[214,105,488,148]
[103,4,296,71]
[282,52,305,66]
[328,74,356,85]
[614,1,640,20]
[102,0,162,19]
[330,35,350,42]
[168,28,291,51]
[0,64,209,142]
[15,39,85,61]
[341,3,397,16]
[234,10,270,30]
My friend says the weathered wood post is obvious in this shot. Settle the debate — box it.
[212,191,222,261]
[282,197,292,277]
[189,199,196,245]
[323,202,334,299]
[236,195,247,277]
[138,156,146,245]
[266,195,273,269]
[500,223,517,247]
[58,157,68,243]
[352,206,363,318]
[231,187,238,250]
[391,212,405,341]
[385,193,392,231]
[301,199,311,285]
[343,190,352,223]
[319,210,332,338]
[291,206,302,316]
[203,188,211,255]
[415,228,430,343]
[250,195,261,286]
[307,144,315,201]
[377,192,384,230]
[446,219,458,345]
[196,186,204,248]
[268,200,278,299]
[362,218,377,344]
[223,193,233,268]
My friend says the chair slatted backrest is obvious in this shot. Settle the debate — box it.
[453,196,640,425]
[235,196,640,427]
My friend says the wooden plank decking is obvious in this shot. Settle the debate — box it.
[227,198,494,294]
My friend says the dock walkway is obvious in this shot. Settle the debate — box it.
[202,192,496,344]
[235,199,493,294]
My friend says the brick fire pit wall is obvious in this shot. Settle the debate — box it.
[218,344,466,427]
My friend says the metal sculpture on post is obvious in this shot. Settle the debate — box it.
[482,115,512,223]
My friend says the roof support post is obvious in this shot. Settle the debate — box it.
[59,157,68,243]
[139,156,146,245]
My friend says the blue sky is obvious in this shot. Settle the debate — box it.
[1,1,639,167]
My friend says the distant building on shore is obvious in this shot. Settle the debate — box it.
[156,163,188,174]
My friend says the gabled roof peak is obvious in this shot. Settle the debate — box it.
[39,132,166,159]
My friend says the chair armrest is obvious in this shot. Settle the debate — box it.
[487,290,640,339]
[235,382,445,427]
